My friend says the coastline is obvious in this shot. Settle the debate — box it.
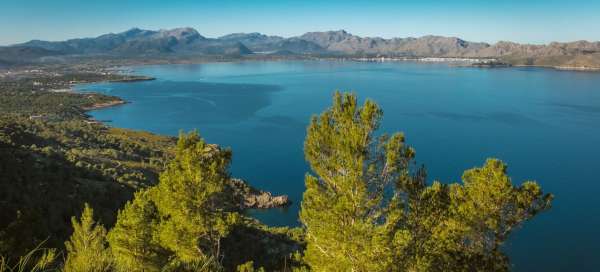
[81,99,127,111]
[63,58,596,235]
[508,64,600,71]
[346,56,600,72]
[73,74,292,210]
[72,75,156,111]
[107,75,156,82]
[553,66,600,71]
[99,56,600,73]
[70,58,600,120]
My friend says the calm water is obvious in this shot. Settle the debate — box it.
[77,61,600,271]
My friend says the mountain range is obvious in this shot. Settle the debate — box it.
[2,27,600,68]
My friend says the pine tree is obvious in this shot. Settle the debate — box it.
[402,159,553,271]
[300,92,417,271]
[106,131,241,271]
[107,190,166,272]
[64,203,113,272]
[300,92,553,272]
[150,131,240,267]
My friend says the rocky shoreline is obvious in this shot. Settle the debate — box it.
[108,75,156,83]
[68,71,292,210]
[75,91,291,210]
[81,99,127,111]
[229,178,291,209]
[78,104,291,209]
[553,66,600,71]
[506,64,600,72]
[243,191,291,209]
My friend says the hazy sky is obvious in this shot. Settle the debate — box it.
[1,0,599,45]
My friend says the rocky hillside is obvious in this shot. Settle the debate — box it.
[473,41,600,67]
[12,27,251,57]
[3,27,600,68]
[299,30,490,56]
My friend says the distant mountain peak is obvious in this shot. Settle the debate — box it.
[303,29,352,36]
[121,27,147,36]
[330,29,349,35]
[159,27,197,34]
[297,30,357,49]
[125,27,142,33]
[156,27,204,41]
[220,32,270,39]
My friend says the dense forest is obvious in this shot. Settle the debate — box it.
[0,86,552,271]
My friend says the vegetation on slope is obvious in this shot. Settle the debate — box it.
[0,91,552,271]
[300,92,552,271]
[0,72,156,118]
[0,90,122,118]
[0,116,173,259]
[0,75,294,270]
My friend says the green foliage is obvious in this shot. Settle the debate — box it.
[236,261,265,272]
[301,92,417,271]
[0,72,150,119]
[64,203,113,272]
[107,131,242,271]
[0,117,174,260]
[0,90,122,119]
[151,131,240,264]
[108,191,166,272]
[300,92,553,272]
[0,80,555,272]
[220,220,306,271]
[401,159,553,272]
[0,117,298,270]
[0,242,58,272]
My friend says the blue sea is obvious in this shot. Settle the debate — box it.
[76,61,600,271]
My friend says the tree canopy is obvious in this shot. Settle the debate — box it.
[300,92,552,272]
[107,131,241,271]
[64,203,113,272]
[0,90,553,272]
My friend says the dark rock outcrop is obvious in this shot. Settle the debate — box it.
[244,191,290,209]
[228,178,291,209]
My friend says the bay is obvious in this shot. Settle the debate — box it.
[76,61,600,271]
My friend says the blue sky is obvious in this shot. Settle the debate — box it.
[1,0,599,45]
